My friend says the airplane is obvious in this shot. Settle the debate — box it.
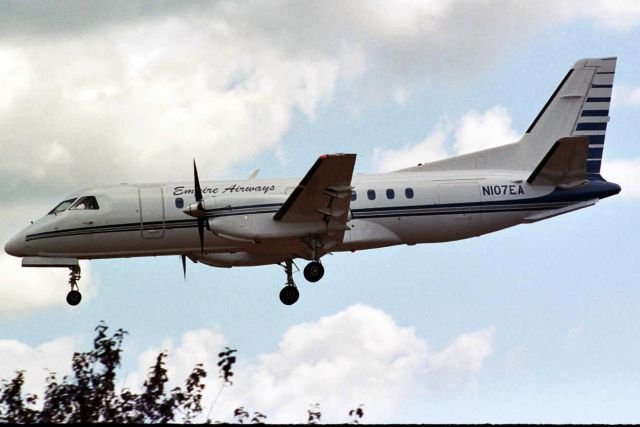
[4,57,621,306]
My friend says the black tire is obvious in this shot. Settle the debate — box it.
[66,290,82,306]
[279,286,299,305]
[303,261,324,283]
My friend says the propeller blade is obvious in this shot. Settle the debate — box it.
[181,255,187,280]
[192,159,206,254]
[198,218,205,255]
[193,159,203,202]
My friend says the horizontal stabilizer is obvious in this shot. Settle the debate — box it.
[527,136,588,187]
[523,199,598,223]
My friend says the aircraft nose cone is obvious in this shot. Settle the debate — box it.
[4,234,25,257]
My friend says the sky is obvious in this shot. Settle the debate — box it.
[0,0,639,423]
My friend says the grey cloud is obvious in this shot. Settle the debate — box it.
[216,0,559,91]
[0,0,629,204]
[0,0,212,39]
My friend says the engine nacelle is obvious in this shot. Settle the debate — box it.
[208,214,330,241]
[194,252,287,267]
[204,194,345,241]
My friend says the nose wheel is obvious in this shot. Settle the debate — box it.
[66,290,82,306]
[66,266,82,306]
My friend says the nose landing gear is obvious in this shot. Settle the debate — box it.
[279,259,299,305]
[66,266,82,306]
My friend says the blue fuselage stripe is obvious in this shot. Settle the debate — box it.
[25,183,620,242]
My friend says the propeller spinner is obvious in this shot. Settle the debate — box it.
[183,160,208,255]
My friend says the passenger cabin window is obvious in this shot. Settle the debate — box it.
[386,189,395,199]
[367,189,376,200]
[405,188,414,199]
[175,197,184,209]
[48,198,77,215]
[351,191,357,201]
[70,196,100,210]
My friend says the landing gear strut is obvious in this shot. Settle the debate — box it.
[279,259,299,305]
[303,235,325,283]
[66,266,82,306]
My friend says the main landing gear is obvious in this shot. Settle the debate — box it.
[278,259,324,305]
[66,266,82,306]
[303,261,324,282]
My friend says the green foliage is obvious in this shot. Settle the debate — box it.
[0,371,38,423]
[0,323,365,424]
[217,347,237,385]
[349,404,365,424]
[0,322,207,424]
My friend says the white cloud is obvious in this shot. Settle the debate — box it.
[426,326,495,391]
[453,106,520,155]
[221,304,429,423]
[373,105,519,172]
[0,21,339,199]
[0,256,97,320]
[0,1,638,200]
[571,0,640,30]
[613,84,640,108]
[0,0,616,200]
[125,304,494,423]
[0,335,78,398]
[123,327,228,395]
[0,202,98,319]
[601,157,640,199]
[0,305,495,423]
[373,130,449,173]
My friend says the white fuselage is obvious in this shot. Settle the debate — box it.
[6,168,617,268]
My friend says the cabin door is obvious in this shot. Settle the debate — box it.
[138,187,165,239]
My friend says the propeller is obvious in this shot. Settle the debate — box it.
[183,160,208,255]
[193,160,206,254]
[181,254,187,280]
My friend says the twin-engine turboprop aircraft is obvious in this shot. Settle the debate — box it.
[5,57,621,306]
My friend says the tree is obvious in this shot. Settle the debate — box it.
[0,323,366,424]
[349,404,365,424]
[0,323,207,424]
[0,371,38,423]
[307,403,322,424]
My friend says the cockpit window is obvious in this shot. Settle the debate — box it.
[70,196,100,210]
[48,198,77,215]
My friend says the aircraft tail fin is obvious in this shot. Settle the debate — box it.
[398,57,616,176]
[520,57,616,179]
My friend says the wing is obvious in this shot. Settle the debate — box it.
[274,154,356,230]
